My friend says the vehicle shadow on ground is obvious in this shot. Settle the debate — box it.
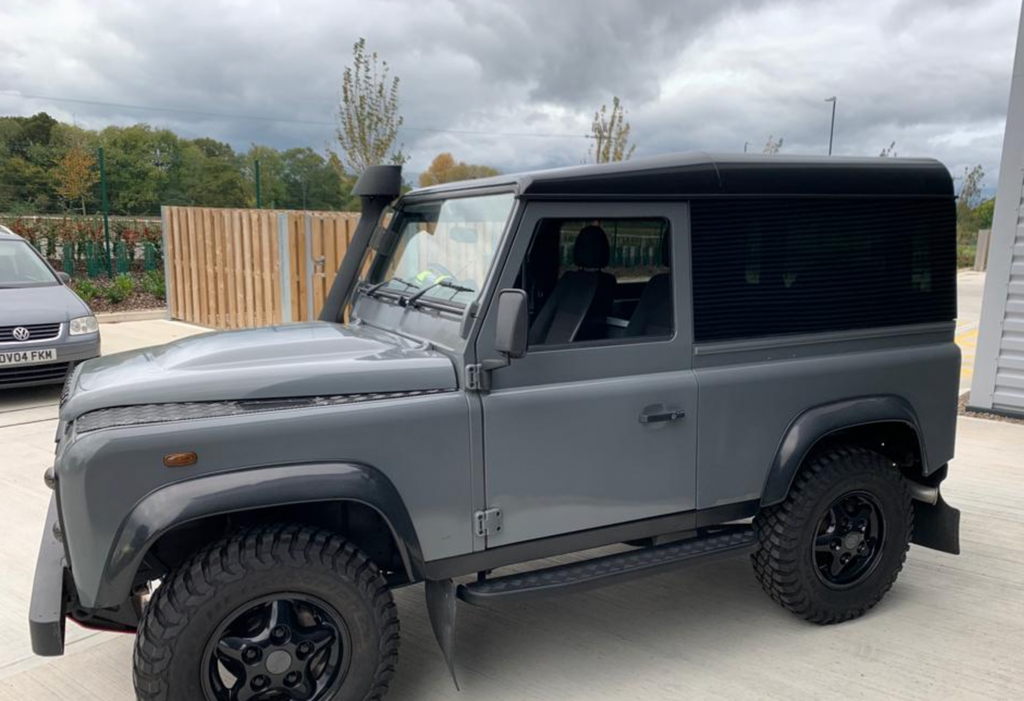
[0,385,61,414]
[388,555,901,699]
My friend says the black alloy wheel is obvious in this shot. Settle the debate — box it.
[811,491,885,589]
[203,594,350,701]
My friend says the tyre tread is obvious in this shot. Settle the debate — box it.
[133,524,399,701]
[752,444,913,625]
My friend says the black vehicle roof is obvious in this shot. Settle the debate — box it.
[408,152,954,200]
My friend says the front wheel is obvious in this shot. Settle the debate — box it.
[133,525,399,701]
[752,444,913,624]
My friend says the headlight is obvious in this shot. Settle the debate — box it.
[69,315,98,335]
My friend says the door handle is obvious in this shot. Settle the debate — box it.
[639,409,685,424]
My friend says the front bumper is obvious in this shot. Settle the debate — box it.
[29,496,68,656]
[0,334,100,389]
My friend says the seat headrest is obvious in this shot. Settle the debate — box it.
[574,225,610,269]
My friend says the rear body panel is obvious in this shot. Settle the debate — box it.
[694,324,960,508]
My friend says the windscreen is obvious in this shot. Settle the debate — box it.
[0,240,58,288]
[372,193,515,306]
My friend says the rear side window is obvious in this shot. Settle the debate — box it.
[690,198,956,343]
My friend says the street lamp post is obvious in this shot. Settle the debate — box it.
[824,96,837,156]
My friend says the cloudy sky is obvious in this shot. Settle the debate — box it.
[1,0,1020,187]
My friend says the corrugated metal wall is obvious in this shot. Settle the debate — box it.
[970,3,1024,416]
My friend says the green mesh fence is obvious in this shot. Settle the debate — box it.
[115,241,131,274]
[84,242,106,278]
[143,241,159,271]
[62,242,75,276]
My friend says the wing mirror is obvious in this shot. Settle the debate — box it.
[57,271,71,284]
[494,289,528,359]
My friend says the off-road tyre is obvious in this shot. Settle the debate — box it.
[752,444,913,624]
[133,524,399,701]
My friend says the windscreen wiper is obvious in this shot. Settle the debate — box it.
[363,276,419,298]
[405,278,474,307]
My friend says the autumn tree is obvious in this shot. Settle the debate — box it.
[54,142,99,214]
[418,152,500,187]
[763,135,784,154]
[589,96,636,163]
[336,38,406,174]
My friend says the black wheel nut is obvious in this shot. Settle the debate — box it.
[297,642,313,657]
[285,671,301,686]
[243,647,260,663]
[252,675,268,690]
[271,626,288,641]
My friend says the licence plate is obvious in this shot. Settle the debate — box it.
[0,348,57,366]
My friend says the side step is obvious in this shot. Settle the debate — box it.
[457,526,756,606]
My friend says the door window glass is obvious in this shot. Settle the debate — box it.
[522,217,673,346]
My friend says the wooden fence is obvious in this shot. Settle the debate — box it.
[161,206,360,329]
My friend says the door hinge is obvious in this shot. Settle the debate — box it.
[474,508,503,537]
[464,364,490,392]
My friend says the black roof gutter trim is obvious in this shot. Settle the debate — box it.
[518,192,954,202]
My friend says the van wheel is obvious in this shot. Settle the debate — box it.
[133,525,399,701]
[752,444,913,624]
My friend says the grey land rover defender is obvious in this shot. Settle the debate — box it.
[31,153,961,701]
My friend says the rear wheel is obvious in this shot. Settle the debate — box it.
[134,525,399,701]
[752,444,913,624]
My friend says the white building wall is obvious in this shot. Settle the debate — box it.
[970,3,1024,416]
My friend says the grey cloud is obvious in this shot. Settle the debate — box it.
[0,0,1019,187]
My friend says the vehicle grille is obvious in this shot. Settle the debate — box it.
[59,364,78,407]
[0,362,70,386]
[0,323,62,342]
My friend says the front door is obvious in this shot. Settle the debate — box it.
[475,202,697,547]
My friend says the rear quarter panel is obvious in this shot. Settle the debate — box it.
[693,327,959,508]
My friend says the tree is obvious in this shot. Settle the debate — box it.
[974,198,995,230]
[956,164,985,245]
[279,147,350,210]
[418,152,500,187]
[879,141,897,157]
[588,96,636,163]
[53,143,99,214]
[336,38,406,174]
[763,135,784,154]
[244,145,287,209]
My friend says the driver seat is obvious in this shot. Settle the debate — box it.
[528,225,615,345]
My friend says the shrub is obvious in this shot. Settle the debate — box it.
[106,274,136,304]
[73,279,102,304]
[957,244,977,269]
[140,270,166,299]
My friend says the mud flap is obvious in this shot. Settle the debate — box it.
[911,493,961,555]
[425,578,459,690]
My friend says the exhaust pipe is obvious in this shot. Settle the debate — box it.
[907,481,939,505]
[320,165,403,323]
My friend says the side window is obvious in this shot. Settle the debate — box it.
[521,217,673,347]
[690,198,956,342]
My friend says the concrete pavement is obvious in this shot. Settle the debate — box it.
[956,270,985,391]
